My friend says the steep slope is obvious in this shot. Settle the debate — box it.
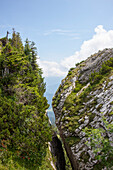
[52,48,113,169]
[0,32,52,169]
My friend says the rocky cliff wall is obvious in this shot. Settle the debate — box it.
[52,48,113,169]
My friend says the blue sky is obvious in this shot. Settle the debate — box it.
[1,0,113,96]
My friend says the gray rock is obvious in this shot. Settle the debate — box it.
[53,48,113,170]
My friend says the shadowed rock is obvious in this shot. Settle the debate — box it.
[50,132,66,170]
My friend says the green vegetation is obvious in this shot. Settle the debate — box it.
[52,66,79,108]
[0,30,52,169]
[65,136,80,147]
[90,57,113,85]
[0,147,54,170]
[83,116,113,168]
[75,60,84,67]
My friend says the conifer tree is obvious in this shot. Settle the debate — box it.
[12,28,23,51]
[30,41,37,70]
[12,28,17,47]
[24,38,32,61]
[0,31,51,169]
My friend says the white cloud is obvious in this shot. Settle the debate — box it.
[52,29,71,33]
[38,60,67,77]
[61,25,113,69]
[38,25,113,77]
[43,29,79,37]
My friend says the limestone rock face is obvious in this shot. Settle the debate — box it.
[52,48,113,170]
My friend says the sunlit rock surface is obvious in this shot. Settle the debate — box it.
[52,48,113,170]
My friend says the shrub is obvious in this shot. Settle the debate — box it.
[83,116,113,168]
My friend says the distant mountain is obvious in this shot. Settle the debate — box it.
[45,91,55,124]
[45,92,53,108]
[45,76,63,94]
[47,109,55,125]
[44,76,65,124]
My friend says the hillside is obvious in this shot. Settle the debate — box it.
[0,31,53,169]
[52,48,113,169]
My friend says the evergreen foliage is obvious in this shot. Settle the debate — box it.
[0,31,52,169]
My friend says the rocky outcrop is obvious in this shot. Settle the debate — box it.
[52,48,113,169]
